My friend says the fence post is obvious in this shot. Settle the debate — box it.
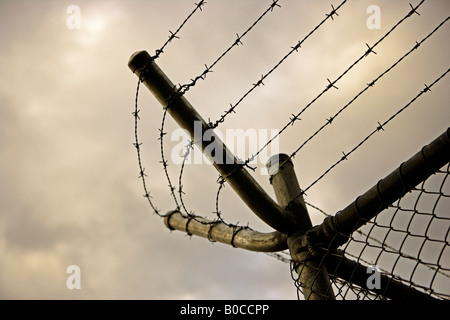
[267,154,335,300]
[128,50,296,234]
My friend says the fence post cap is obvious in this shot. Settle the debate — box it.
[266,153,291,176]
[128,50,152,73]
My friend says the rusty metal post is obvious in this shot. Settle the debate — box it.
[267,154,335,300]
[164,210,288,252]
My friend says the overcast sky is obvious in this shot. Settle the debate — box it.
[0,0,448,299]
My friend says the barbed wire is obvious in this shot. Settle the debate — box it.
[158,108,182,212]
[152,0,207,60]
[295,66,449,200]
[284,14,449,175]
[173,0,285,221]
[132,0,209,217]
[140,0,429,224]
[145,0,284,218]
[209,0,436,245]
[202,0,350,233]
[136,0,287,222]
[243,0,426,167]
[178,140,195,216]
[175,0,282,97]
[210,0,348,129]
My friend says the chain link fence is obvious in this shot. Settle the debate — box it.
[292,161,450,300]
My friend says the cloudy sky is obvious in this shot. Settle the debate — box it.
[0,0,448,299]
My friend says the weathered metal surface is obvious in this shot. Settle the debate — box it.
[268,154,335,300]
[164,211,288,252]
[129,50,295,234]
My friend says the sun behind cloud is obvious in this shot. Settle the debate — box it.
[72,4,121,47]
[84,11,107,34]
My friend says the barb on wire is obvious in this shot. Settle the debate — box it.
[178,140,195,216]
[244,0,426,167]
[159,107,182,211]
[215,176,227,223]
[326,4,339,20]
[153,0,207,59]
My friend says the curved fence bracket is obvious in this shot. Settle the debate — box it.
[164,210,288,252]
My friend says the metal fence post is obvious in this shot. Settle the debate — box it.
[267,154,335,300]
[128,50,296,234]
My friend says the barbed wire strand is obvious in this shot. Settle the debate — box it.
[206,0,348,233]
[154,0,283,216]
[132,77,161,216]
[245,0,426,166]
[287,15,449,163]
[178,140,196,217]
[298,67,449,199]
[211,0,348,129]
[132,0,208,216]
[158,108,182,211]
[152,0,207,60]
[175,0,282,97]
